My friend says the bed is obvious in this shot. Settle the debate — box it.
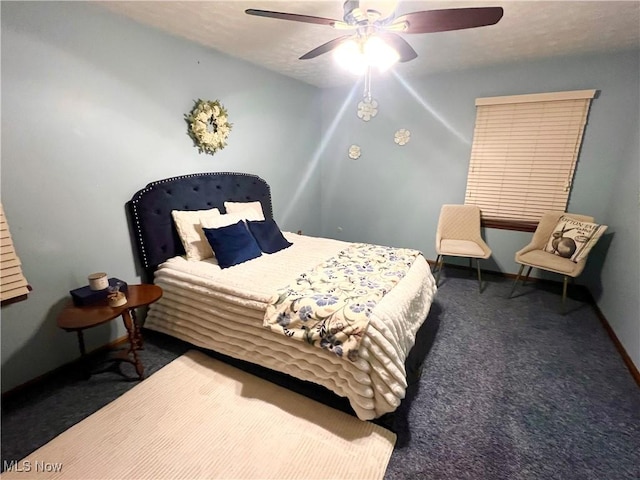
[128,172,437,420]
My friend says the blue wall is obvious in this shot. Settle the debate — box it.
[0,2,322,392]
[2,2,638,391]
[318,50,640,370]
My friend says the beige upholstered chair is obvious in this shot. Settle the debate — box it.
[434,204,492,291]
[509,211,596,313]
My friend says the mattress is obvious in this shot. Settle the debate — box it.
[144,233,437,420]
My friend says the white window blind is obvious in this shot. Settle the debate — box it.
[1,204,30,304]
[464,89,596,229]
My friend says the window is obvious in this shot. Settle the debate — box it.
[464,89,596,231]
[1,204,30,305]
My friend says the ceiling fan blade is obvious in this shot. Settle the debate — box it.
[378,33,418,63]
[245,9,339,26]
[299,36,352,60]
[394,7,504,34]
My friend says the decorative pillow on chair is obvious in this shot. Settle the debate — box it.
[171,208,221,261]
[247,218,293,254]
[544,215,608,262]
[223,201,265,221]
[202,221,262,269]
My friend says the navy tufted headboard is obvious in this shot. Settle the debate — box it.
[127,172,273,276]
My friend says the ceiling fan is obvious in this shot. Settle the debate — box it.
[245,1,504,65]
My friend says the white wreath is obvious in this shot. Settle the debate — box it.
[186,99,232,155]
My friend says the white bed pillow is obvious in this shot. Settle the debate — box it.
[171,208,221,261]
[224,201,265,221]
[200,212,247,230]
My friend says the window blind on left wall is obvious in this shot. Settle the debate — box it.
[1,204,30,303]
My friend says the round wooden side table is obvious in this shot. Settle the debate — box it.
[57,284,162,380]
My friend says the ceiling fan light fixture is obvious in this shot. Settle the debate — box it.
[363,35,399,72]
[333,39,368,75]
[333,36,399,75]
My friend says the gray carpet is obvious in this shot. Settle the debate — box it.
[2,270,639,479]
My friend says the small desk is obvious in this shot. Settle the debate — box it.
[57,284,162,380]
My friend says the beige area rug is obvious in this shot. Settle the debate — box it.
[3,350,396,480]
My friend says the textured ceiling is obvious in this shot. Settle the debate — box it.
[99,1,640,88]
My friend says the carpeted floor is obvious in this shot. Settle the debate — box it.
[2,269,639,479]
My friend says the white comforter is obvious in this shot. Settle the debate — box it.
[144,233,437,420]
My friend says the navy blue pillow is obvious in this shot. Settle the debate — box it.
[202,221,262,269]
[247,218,293,254]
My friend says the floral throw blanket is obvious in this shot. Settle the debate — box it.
[263,243,421,362]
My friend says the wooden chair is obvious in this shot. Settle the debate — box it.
[433,204,492,292]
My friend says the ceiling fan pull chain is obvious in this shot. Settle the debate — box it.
[364,66,372,101]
